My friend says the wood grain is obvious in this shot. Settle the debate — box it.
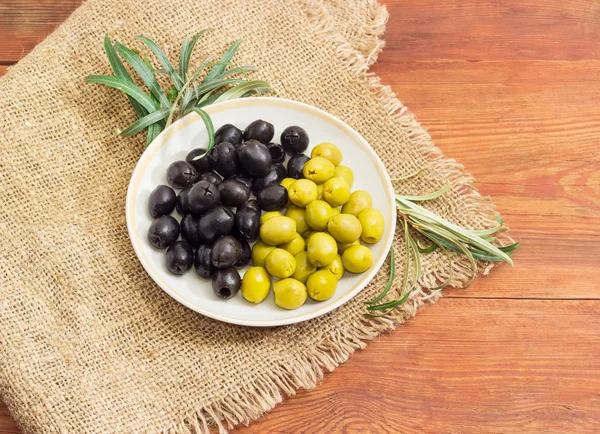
[380,0,600,61]
[234,299,600,433]
[1,0,600,433]
[0,405,18,434]
[0,0,83,63]
[3,1,600,63]
[2,300,599,434]
[372,59,600,299]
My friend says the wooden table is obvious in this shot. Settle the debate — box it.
[1,1,599,432]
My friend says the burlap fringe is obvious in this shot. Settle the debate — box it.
[166,0,497,432]
[165,313,410,434]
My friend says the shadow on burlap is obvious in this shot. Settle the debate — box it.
[0,0,498,432]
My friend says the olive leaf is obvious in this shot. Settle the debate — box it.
[114,42,171,108]
[85,75,159,112]
[102,35,147,119]
[136,35,183,91]
[189,107,215,151]
[86,31,272,146]
[203,39,242,83]
[120,108,170,137]
[180,30,210,81]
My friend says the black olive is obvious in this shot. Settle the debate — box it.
[180,214,202,247]
[214,124,243,146]
[257,184,289,212]
[234,240,251,268]
[166,161,199,189]
[187,180,219,215]
[148,185,176,218]
[243,199,260,213]
[208,142,238,178]
[197,206,235,243]
[252,163,286,195]
[236,140,272,176]
[212,267,241,299]
[287,154,310,179]
[176,186,192,215]
[218,179,250,208]
[233,172,254,190]
[233,206,260,240]
[194,243,216,278]
[186,148,212,174]
[211,235,241,269]
[281,126,309,155]
[166,241,195,275]
[243,119,275,143]
[267,143,286,164]
[199,171,223,186]
[148,215,180,249]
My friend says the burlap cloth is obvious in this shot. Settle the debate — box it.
[0,0,498,432]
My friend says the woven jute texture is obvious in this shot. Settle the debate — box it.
[0,0,498,432]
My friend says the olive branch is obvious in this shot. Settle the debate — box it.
[85,30,271,148]
[366,183,520,316]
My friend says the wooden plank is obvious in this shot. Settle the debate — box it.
[0,0,83,63]
[371,59,600,299]
[0,403,18,434]
[1,1,600,64]
[234,299,600,433]
[380,0,600,61]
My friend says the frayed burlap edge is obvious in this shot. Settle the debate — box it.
[163,1,498,433]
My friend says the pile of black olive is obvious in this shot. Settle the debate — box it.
[147,119,310,300]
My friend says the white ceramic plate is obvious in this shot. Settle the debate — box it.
[126,97,396,327]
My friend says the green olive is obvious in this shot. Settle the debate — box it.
[316,184,324,200]
[342,245,373,273]
[251,241,276,267]
[304,200,333,231]
[265,248,297,278]
[322,177,351,207]
[311,142,343,166]
[285,205,310,236]
[357,208,384,244]
[261,211,283,225]
[327,213,362,243]
[302,157,335,184]
[334,165,354,188]
[307,232,338,267]
[279,233,306,257]
[307,270,338,301]
[260,216,297,245]
[292,251,317,283]
[241,267,271,303]
[319,254,344,280]
[337,240,359,254]
[273,278,307,310]
[288,179,318,207]
[341,190,372,216]
[280,177,296,192]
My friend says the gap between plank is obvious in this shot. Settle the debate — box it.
[445,295,600,301]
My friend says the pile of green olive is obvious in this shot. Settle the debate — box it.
[244,141,384,309]
[147,120,384,310]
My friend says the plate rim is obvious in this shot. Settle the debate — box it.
[126,97,396,327]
